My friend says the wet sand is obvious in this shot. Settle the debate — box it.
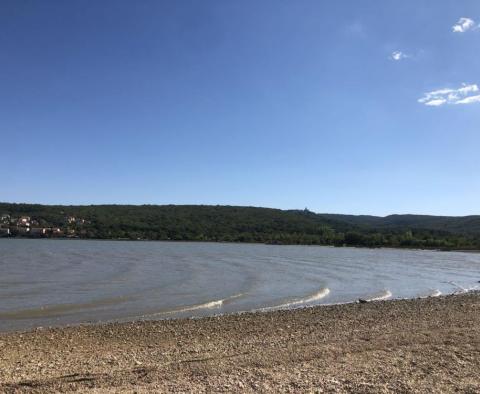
[1,292,479,393]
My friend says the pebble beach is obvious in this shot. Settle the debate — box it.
[1,292,479,393]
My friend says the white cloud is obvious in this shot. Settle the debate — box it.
[458,84,479,95]
[424,98,447,107]
[452,17,476,33]
[390,51,409,61]
[419,84,480,106]
[455,95,480,105]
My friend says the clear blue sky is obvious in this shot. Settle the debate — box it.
[1,1,479,216]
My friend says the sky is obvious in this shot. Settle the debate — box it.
[1,1,479,216]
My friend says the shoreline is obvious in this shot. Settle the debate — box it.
[1,292,479,392]
[0,287,469,335]
[2,236,480,254]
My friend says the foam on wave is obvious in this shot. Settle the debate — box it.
[168,299,224,314]
[428,289,442,297]
[446,281,480,294]
[260,287,330,311]
[364,289,392,302]
[143,293,244,318]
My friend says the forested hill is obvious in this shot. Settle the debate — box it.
[1,203,479,250]
[320,214,480,236]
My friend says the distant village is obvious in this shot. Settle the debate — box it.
[0,214,89,238]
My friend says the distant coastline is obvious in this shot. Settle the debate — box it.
[1,202,479,250]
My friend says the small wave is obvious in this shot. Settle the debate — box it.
[364,289,392,302]
[260,288,330,311]
[166,299,224,314]
[445,281,480,294]
[417,289,442,298]
[466,286,480,292]
[143,293,244,318]
[0,296,133,320]
[428,289,442,297]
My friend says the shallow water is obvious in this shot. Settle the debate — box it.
[0,239,479,331]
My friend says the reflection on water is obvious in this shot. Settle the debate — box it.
[0,239,479,331]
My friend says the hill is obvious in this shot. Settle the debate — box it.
[0,203,479,250]
[320,213,480,236]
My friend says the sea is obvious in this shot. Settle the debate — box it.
[1,239,479,332]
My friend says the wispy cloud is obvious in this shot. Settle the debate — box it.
[345,21,367,38]
[455,95,480,105]
[390,51,409,61]
[452,17,477,33]
[418,84,480,106]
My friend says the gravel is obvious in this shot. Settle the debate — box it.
[1,292,479,393]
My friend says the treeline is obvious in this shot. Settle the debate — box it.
[1,203,479,250]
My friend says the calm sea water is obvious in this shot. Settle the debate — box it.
[1,239,479,331]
